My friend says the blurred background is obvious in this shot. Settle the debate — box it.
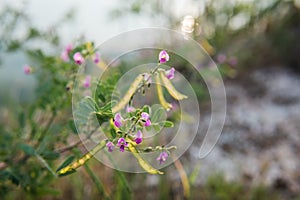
[1,0,300,199]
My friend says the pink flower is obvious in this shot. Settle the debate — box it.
[159,50,170,63]
[117,138,128,152]
[65,44,73,54]
[126,105,136,113]
[73,52,84,65]
[141,112,151,127]
[157,152,168,164]
[217,54,226,64]
[114,113,123,128]
[144,119,151,127]
[61,44,73,62]
[141,112,149,120]
[93,52,100,64]
[165,67,175,79]
[106,141,114,152]
[61,51,69,62]
[134,130,143,144]
[83,75,91,88]
[23,65,32,75]
[228,56,238,66]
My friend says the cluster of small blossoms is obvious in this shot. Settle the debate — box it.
[158,50,175,80]
[60,43,101,66]
[104,50,177,165]
[60,43,102,89]
[72,50,100,66]
[216,53,238,66]
[105,111,146,152]
[107,110,169,164]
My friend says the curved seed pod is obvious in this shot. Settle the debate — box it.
[159,71,187,100]
[155,74,173,111]
[57,140,106,176]
[127,143,163,175]
[112,75,144,113]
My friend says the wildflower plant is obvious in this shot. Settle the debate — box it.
[56,44,188,176]
[1,20,225,197]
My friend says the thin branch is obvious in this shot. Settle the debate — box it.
[56,126,99,153]
[36,113,56,144]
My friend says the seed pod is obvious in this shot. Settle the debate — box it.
[112,75,143,113]
[155,75,172,111]
[159,71,187,100]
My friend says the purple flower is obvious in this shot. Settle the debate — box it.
[159,50,170,63]
[165,67,175,79]
[134,130,143,144]
[65,44,73,54]
[61,44,73,62]
[126,105,135,113]
[144,119,151,126]
[228,56,238,66]
[141,112,149,119]
[83,75,91,88]
[106,141,114,152]
[61,51,69,62]
[23,65,32,75]
[141,112,151,127]
[114,113,123,128]
[157,152,168,165]
[73,52,84,65]
[93,52,100,64]
[117,138,128,152]
[217,54,226,64]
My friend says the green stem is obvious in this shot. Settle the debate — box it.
[104,151,132,194]
[36,112,56,145]
[84,163,110,200]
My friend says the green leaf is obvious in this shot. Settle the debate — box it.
[35,187,61,196]
[151,107,165,123]
[159,121,174,128]
[145,126,152,132]
[27,28,40,39]
[7,40,21,51]
[35,153,56,176]
[56,156,75,173]
[142,105,151,114]
[18,111,25,128]
[0,171,20,185]
[68,120,78,134]
[95,101,114,125]
[40,151,60,160]
[18,144,35,156]
[152,124,161,132]
[73,97,98,126]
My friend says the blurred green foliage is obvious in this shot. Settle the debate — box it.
[112,0,300,70]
